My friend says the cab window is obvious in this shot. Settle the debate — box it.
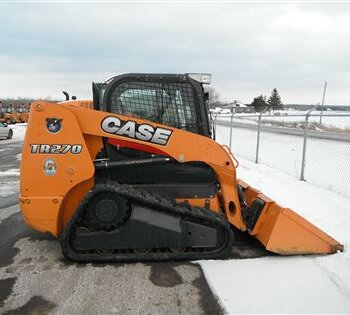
[110,82,199,133]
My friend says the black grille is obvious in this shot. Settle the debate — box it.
[109,81,199,133]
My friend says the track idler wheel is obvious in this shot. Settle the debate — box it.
[84,191,131,231]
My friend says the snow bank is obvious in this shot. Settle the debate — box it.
[0,125,25,198]
[0,123,27,144]
[10,123,27,141]
[199,158,350,314]
[215,123,350,197]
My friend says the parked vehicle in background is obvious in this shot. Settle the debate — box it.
[0,122,13,139]
[16,103,31,123]
[0,103,30,124]
[0,106,20,124]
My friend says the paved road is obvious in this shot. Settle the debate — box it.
[216,119,350,142]
[0,137,225,314]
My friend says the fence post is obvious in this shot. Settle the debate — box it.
[213,114,217,139]
[255,112,263,164]
[300,109,313,181]
[229,114,233,149]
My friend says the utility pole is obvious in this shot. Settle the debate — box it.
[319,81,327,125]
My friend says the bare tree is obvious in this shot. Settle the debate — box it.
[204,86,221,108]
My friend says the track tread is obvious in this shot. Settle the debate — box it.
[61,181,233,263]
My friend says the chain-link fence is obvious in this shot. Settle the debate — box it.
[214,111,350,197]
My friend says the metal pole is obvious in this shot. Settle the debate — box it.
[255,112,263,164]
[213,113,218,140]
[229,114,233,149]
[319,81,327,125]
[255,106,269,164]
[301,109,313,181]
[210,112,216,140]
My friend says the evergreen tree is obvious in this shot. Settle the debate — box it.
[268,88,283,110]
[250,95,268,112]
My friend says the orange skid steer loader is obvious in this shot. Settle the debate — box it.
[19,73,343,262]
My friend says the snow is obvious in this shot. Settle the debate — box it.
[0,124,26,198]
[0,169,20,198]
[199,156,350,313]
[0,169,20,177]
[215,123,350,197]
[0,123,27,144]
[200,124,350,313]
[0,180,19,198]
[201,256,350,314]
[10,123,27,141]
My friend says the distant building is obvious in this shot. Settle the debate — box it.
[226,100,253,113]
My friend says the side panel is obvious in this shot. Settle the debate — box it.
[20,102,95,236]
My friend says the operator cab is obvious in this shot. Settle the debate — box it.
[93,73,212,137]
[93,73,217,200]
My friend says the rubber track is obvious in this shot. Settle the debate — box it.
[60,181,233,263]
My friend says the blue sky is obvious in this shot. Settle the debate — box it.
[1,1,350,104]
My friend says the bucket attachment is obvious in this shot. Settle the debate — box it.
[239,180,344,255]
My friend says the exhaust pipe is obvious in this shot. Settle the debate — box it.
[62,91,69,101]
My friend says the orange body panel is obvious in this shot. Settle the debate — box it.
[20,102,96,236]
[19,101,343,255]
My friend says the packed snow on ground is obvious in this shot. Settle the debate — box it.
[0,169,20,177]
[0,125,25,198]
[199,157,350,314]
[0,123,27,144]
[10,123,27,141]
[0,180,19,198]
[0,169,20,198]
